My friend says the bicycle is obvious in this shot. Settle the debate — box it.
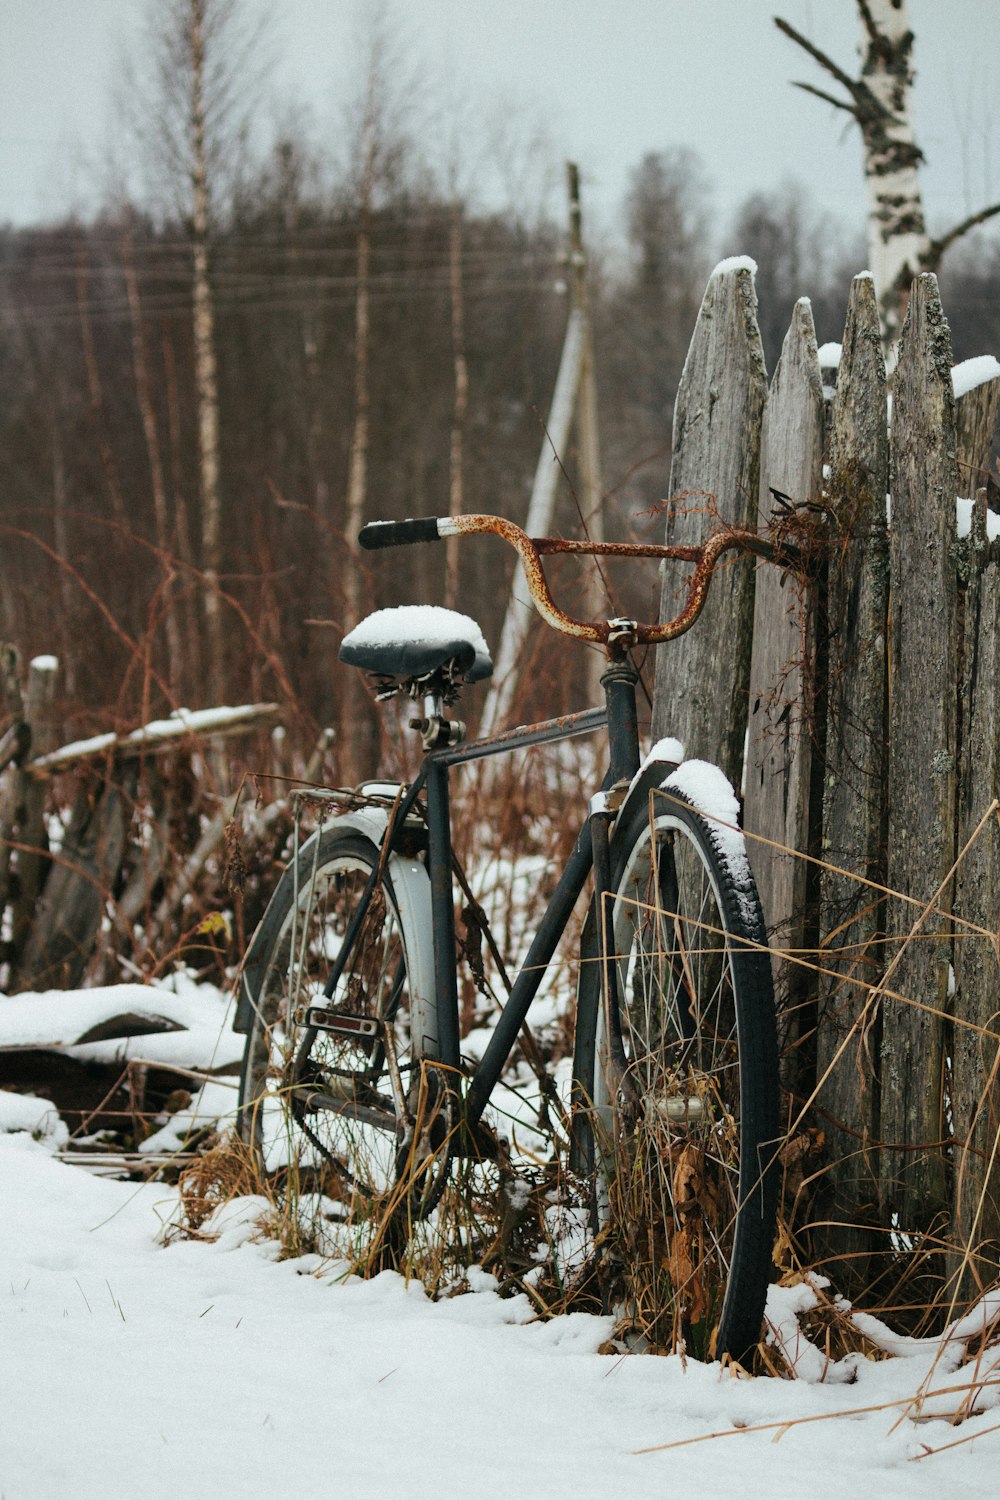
[235,511,789,1363]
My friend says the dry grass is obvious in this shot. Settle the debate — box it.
[161,741,1000,1393]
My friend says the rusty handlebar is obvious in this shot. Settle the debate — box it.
[358,513,801,647]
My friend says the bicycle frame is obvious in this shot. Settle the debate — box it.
[308,654,643,1135]
[286,509,802,1144]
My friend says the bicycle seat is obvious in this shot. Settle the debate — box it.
[340,606,493,683]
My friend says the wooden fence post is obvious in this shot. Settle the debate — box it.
[651,259,768,787]
[745,297,823,996]
[951,363,1000,1291]
[954,365,1000,497]
[951,479,1000,1290]
[814,273,889,1283]
[9,655,60,965]
[881,273,958,1230]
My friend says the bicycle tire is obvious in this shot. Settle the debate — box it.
[238,827,449,1239]
[582,765,779,1364]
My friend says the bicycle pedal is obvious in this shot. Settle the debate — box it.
[306,1006,380,1040]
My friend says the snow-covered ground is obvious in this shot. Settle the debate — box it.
[2,947,998,1497]
[0,1128,994,1499]
[1,1098,996,1495]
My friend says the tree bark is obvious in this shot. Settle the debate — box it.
[189,0,225,708]
[446,200,468,611]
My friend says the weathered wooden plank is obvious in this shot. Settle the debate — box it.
[28,701,280,776]
[651,258,768,789]
[745,297,823,975]
[9,656,60,963]
[881,273,959,1227]
[951,494,1000,1292]
[0,643,27,952]
[814,273,889,1282]
[16,760,139,992]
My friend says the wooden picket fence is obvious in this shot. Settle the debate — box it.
[652,262,1000,1307]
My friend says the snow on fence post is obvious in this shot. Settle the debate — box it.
[814,273,889,1284]
[744,297,823,1019]
[651,258,768,790]
[951,489,1000,1289]
[880,273,959,1230]
[954,358,1000,492]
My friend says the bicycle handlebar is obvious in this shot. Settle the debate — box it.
[358,512,801,648]
[359,517,444,550]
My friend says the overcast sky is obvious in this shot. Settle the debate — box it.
[1,0,998,246]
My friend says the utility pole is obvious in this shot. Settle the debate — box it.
[478,163,604,741]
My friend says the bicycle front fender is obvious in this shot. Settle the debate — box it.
[232,800,436,1051]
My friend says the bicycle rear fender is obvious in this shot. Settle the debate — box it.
[232,801,436,1050]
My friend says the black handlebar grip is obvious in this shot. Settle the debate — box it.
[358,517,443,550]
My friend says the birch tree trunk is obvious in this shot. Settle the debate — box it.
[189,0,225,708]
[776,2,1000,350]
[855,0,928,345]
[340,130,376,784]
[445,200,468,611]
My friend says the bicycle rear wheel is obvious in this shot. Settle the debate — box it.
[587,769,779,1363]
[238,828,448,1246]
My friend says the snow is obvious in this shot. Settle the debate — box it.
[0,1127,996,1496]
[29,653,59,672]
[956,497,1000,542]
[952,356,1000,401]
[663,759,748,873]
[711,254,758,277]
[31,704,276,770]
[624,737,685,807]
[2,954,1000,1493]
[817,342,842,369]
[0,975,242,1071]
[0,1088,68,1146]
[343,605,490,657]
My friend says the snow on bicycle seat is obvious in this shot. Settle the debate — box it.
[339,605,493,683]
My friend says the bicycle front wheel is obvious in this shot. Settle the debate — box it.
[238,827,446,1243]
[589,768,779,1364]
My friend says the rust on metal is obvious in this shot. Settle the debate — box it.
[448,512,802,649]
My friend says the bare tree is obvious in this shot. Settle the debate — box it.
[776,0,1000,344]
[338,6,415,780]
[123,0,270,706]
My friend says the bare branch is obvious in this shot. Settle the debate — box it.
[792,80,858,116]
[925,201,1000,269]
[774,16,859,98]
[855,0,884,50]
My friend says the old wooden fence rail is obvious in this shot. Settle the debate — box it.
[654,259,1000,1303]
[0,653,278,995]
